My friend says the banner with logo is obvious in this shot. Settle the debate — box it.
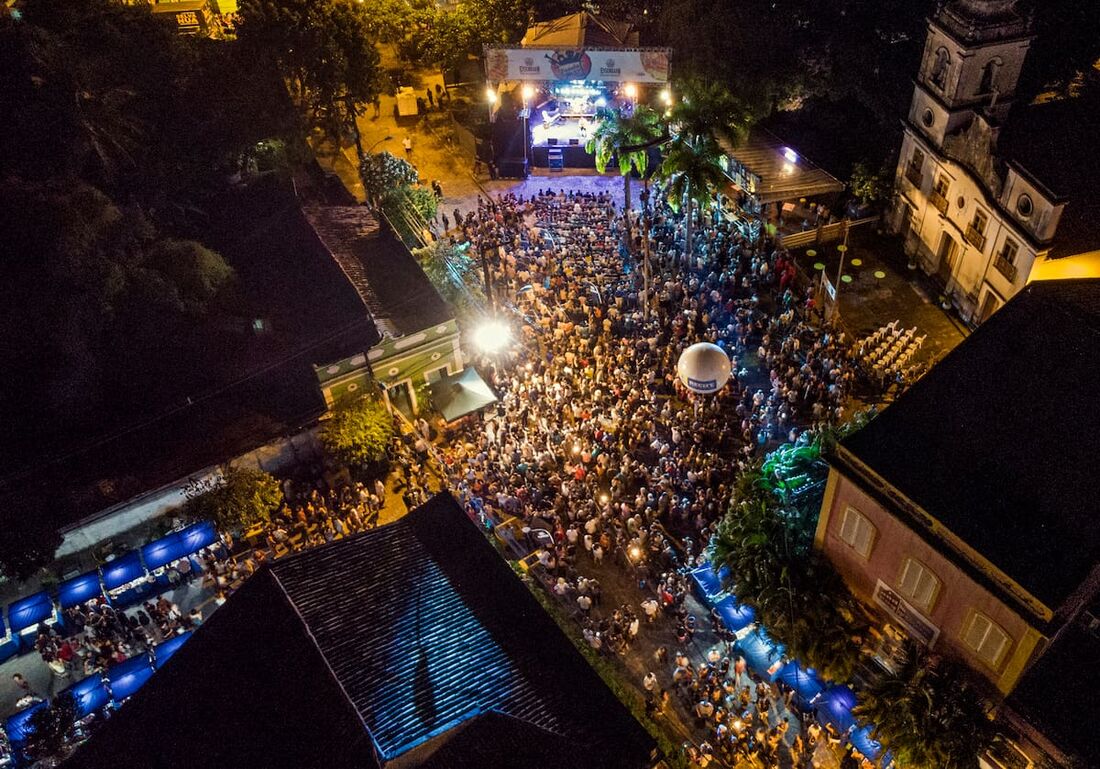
[484,47,671,83]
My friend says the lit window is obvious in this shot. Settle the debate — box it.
[897,558,941,611]
[962,612,1011,669]
[838,507,876,559]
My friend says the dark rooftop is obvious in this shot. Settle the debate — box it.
[1008,615,1100,767]
[305,206,453,339]
[69,493,657,769]
[838,279,1100,611]
[1000,93,1100,258]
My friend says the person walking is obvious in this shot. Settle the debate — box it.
[403,135,413,158]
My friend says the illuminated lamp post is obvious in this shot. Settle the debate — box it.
[521,83,535,173]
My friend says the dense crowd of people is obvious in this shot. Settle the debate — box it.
[437,186,865,766]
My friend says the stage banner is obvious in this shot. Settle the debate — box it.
[485,47,671,83]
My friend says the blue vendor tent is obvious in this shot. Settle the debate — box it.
[818,684,858,732]
[713,595,756,632]
[106,653,155,701]
[4,701,47,745]
[142,522,217,571]
[61,674,110,718]
[58,571,104,609]
[735,627,783,677]
[690,563,731,602]
[773,660,825,701]
[7,591,54,633]
[849,724,884,760]
[153,631,192,669]
[100,552,145,591]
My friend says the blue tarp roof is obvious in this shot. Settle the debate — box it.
[62,674,111,718]
[736,628,783,677]
[4,701,47,744]
[142,523,217,571]
[58,571,103,609]
[713,595,756,632]
[773,660,825,701]
[106,653,155,701]
[819,684,858,732]
[849,724,884,760]
[690,563,731,600]
[154,631,192,669]
[7,590,53,632]
[101,552,144,591]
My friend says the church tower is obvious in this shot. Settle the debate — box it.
[907,0,1034,149]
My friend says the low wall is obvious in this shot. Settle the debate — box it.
[55,426,323,557]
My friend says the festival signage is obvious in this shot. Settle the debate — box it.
[484,47,671,83]
[873,579,940,647]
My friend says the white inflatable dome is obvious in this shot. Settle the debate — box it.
[676,342,732,394]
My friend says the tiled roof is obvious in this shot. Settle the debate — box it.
[71,493,656,769]
[837,279,1100,611]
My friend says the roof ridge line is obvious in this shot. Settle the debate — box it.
[267,568,385,764]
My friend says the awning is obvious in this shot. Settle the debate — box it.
[430,367,499,423]
[154,631,192,669]
[818,684,858,732]
[735,627,783,677]
[773,660,824,701]
[62,673,111,717]
[717,128,844,205]
[101,551,145,591]
[4,701,47,745]
[850,724,884,760]
[521,12,636,47]
[690,563,730,601]
[7,590,54,632]
[142,521,218,570]
[714,595,756,632]
[107,652,155,701]
[58,571,104,609]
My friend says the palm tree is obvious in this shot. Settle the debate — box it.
[585,105,664,225]
[855,645,996,769]
[671,78,756,150]
[658,135,727,266]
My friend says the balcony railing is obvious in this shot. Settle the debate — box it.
[965,225,986,250]
[929,190,949,215]
[993,254,1018,282]
[905,164,924,190]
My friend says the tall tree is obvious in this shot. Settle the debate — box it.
[586,105,664,222]
[854,645,996,769]
[658,135,726,265]
[238,0,382,158]
[671,79,755,150]
[185,466,283,535]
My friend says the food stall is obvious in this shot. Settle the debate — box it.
[153,631,192,669]
[6,591,56,652]
[100,552,151,610]
[106,652,155,703]
[61,673,111,719]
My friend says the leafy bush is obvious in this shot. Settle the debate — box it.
[321,396,395,470]
[185,466,283,534]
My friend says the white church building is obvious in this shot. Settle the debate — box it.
[890,0,1100,324]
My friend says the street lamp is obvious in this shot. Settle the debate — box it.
[472,318,511,354]
[660,88,673,106]
[486,86,498,105]
[521,84,535,173]
[367,135,392,154]
[623,83,638,101]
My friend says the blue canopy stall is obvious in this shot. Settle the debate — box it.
[713,595,756,632]
[178,521,217,552]
[735,627,783,677]
[4,701,47,745]
[849,724,884,760]
[106,653,155,702]
[101,552,151,610]
[690,563,731,603]
[153,631,192,669]
[100,552,144,591]
[773,660,825,701]
[58,572,103,609]
[61,674,110,718]
[817,684,858,732]
[7,591,55,642]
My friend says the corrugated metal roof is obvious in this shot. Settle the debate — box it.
[718,127,844,204]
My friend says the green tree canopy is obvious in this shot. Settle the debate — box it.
[671,79,756,149]
[321,396,395,470]
[360,151,419,209]
[854,645,996,769]
[238,0,382,152]
[658,135,727,261]
[186,466,283,534]
[397,0,532,73]
[26,691,77,762]
[586,105,665,216]
[414,240,485,313]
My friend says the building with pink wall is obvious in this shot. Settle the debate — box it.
[815,279,1100,767]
